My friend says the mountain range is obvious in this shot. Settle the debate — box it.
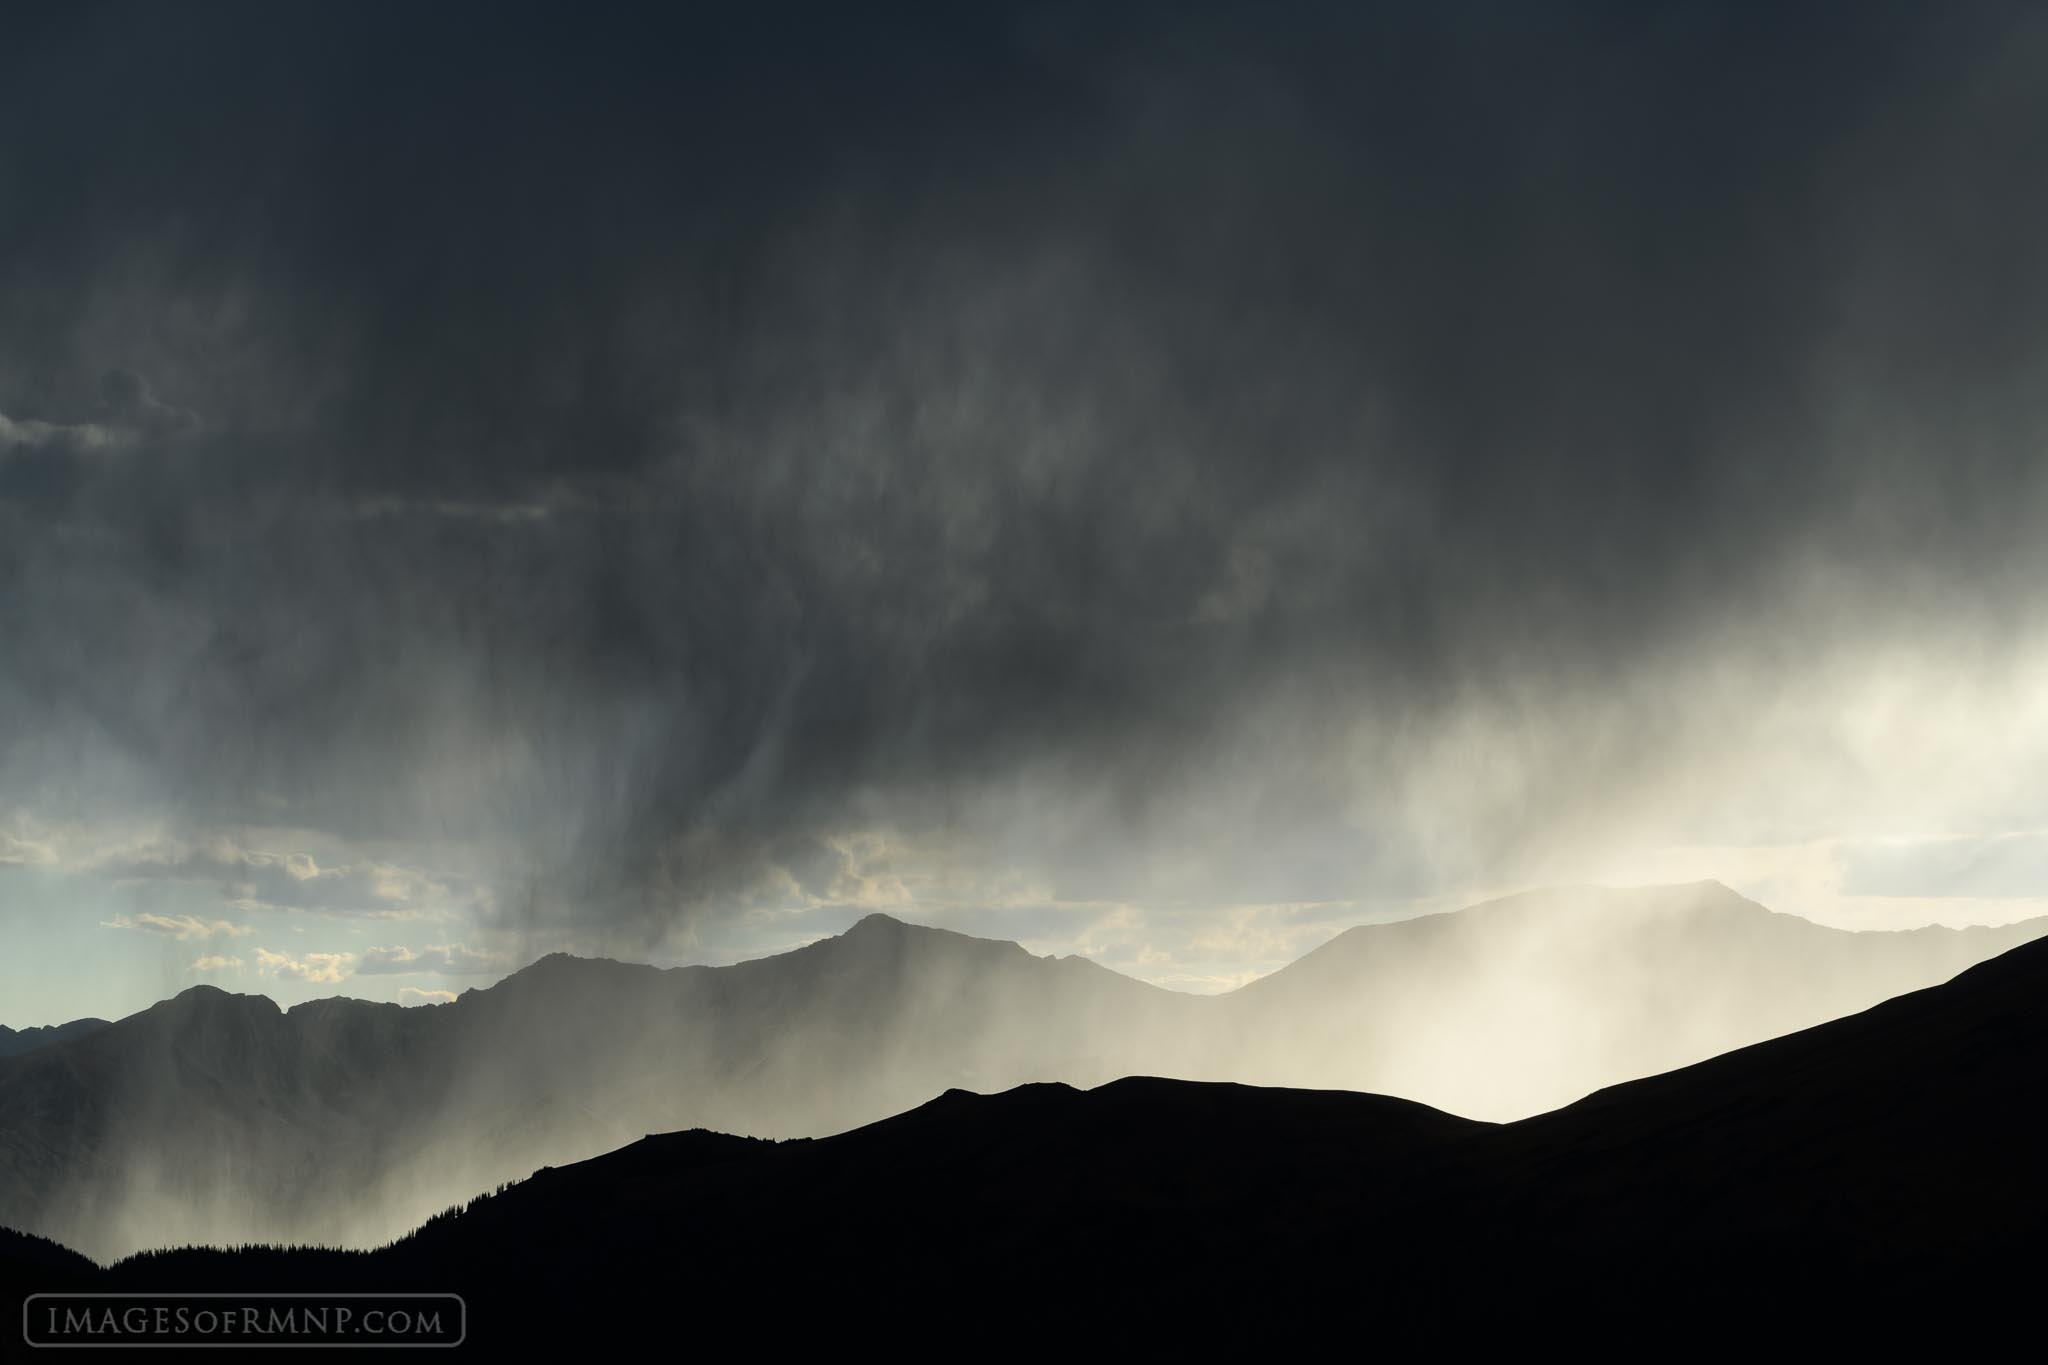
[1,880,2041,1263]
[13,917,2046,1350]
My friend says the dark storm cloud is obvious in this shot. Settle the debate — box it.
[5,1,2048,944]
[95,369,196,437]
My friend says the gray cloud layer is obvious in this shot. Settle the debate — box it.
[6,2,2048,954]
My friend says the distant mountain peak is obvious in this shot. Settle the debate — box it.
[159,986,278,1010]
[159,983,279,1012]
[1388,879,1766,929]
[527,950,590,968]
[505,951,650,981]
[286,995,402,1020]
[828,913,1033,962]
[137,984,284,1028]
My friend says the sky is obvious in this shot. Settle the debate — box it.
[6,0,2048,1025]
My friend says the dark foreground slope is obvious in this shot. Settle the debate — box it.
[21,932,2045,1352]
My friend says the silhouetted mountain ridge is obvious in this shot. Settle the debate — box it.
[42,932,2048,1349]
[2,882,2043,1262]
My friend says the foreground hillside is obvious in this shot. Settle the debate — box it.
[1,881,2040,1260]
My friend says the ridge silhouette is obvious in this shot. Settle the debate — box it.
[3,882,2044,1265]
[11,928,2045,1348]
